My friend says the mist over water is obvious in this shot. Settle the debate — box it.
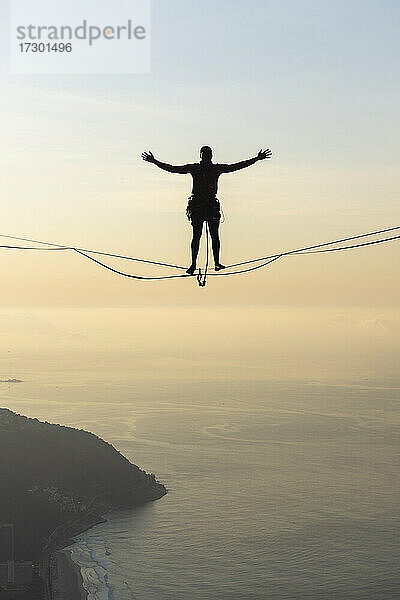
[2,376,399,599]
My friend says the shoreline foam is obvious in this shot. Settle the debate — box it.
[69,536,114,600]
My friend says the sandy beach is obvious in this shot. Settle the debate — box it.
[52,549,87,600]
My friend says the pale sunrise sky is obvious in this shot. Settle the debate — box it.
[0,1,399,386]
[1,0,400,305]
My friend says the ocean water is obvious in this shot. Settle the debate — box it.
[65,381,399,600]
[2,380,399,599]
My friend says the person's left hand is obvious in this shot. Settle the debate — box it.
[142,151,155,163]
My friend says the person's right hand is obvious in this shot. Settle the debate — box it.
[257,149,272,160]
[142,151,155,163]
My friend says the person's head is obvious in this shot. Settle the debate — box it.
[200,145,213,162]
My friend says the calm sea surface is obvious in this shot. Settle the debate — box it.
[2,380,399,599]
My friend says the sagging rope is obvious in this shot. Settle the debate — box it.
[73,249,189,281]
[208,232,400,277]
[0,225,399,287]
[0,233,187,270]
[221,225,400,268]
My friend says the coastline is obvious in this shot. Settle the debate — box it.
[47,481,167,599]
[46,513,109,600]
[52,549,88,600]
[0,409,167,599]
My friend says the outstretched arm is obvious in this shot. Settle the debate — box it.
[142,151,192,174]
[218,148,272,173]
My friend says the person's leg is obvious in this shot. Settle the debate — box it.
[207,220,225,270]
[186,221,203,274]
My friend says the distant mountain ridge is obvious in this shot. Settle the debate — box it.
[0,408,166,560]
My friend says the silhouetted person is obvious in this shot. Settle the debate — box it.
[142,146,272,274]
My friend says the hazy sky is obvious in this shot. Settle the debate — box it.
[1,0,399,306]
[0,1,399,386]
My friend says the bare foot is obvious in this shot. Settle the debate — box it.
[214,263,226,271]
[186,264,196,275]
